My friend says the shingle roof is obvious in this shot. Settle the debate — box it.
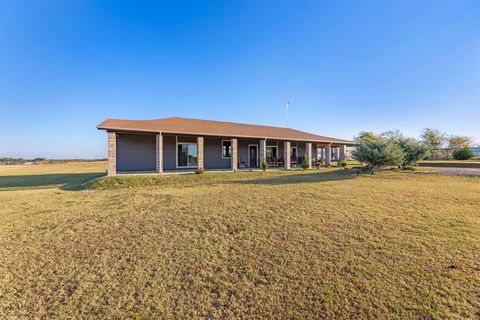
[97,117,355,144]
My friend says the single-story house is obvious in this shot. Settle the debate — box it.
[97,117,355,175]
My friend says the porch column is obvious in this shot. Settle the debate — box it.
[325,143,332,166]
[197,136,204,171]
[284,141,291,170]
[156,133,163,173]
[312,144,318,162]
[231,138,238,171]
[339,145,346,161]
[107,131,116,176]
[305,142,312,169]
[260,139,267,164]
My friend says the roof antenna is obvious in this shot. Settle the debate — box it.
[286,101,290,127]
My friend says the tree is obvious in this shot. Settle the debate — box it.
[301,158,309,170]
[452,147,475,160]
[354,131,381,144]
[261,161,268,172]
[447,135,473,150]
[380,129,403,143]
[397,138,429,167]
[420,128,446,159]
[352,139,404,171]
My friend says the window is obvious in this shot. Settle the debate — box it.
[177,143,198,167]
[222,140,232,158]
[266,146,278,159]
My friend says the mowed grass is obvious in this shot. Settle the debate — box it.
[0,164,479,319]
[0,161,107,190]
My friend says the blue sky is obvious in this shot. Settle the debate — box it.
[1,1,479,159]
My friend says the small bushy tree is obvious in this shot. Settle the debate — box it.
[397,138,429,167]
[352,140,404,172]
[452,147,475,160]
[337,160,348,169]
[261,161,268,171]
[301,158,309,170]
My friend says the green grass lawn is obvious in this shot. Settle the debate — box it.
[0,164,479,319]
[0,161,107,190]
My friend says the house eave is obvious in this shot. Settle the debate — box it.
[97,125,356,145]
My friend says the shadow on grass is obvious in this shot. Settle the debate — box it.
[0,172,106,191]
[229,169,356,185]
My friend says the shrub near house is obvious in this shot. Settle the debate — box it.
[352,139,404,171]
[397,138,429,167]
[352,130,428,172]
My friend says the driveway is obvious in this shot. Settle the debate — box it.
[424,167,480,176]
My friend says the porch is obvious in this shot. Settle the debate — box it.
[107,131,347,175]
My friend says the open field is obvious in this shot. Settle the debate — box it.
[0,163,479,319]
[0,161,106,190]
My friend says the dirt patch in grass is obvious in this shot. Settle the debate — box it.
[0,167,479,319]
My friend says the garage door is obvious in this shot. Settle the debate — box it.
[116,134,156,172]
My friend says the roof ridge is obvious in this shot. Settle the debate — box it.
[97,117,355,144]
[151,117,352,142]
[152,116,292,130]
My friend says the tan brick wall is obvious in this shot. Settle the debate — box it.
[306,142,312,169]
[231,138,238,171]
[339,144,346,161]
[284,141,291,170]
[156,134,163,173]
[197,136,204,171]
[259,139,266,164]
[107,131,116,176]
[325,143,332,165]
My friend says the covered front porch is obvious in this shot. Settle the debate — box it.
[106,131,347,175]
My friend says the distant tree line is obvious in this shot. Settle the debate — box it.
[352,128,477,172]
[419,128,476,160]
[0,158,107,166]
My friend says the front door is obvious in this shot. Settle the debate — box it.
[291,146,298,161]
[249,145,258,167]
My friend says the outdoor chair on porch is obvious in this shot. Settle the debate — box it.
[277,158,284,167]
[291,157,298,167]
[268,156,284,167]
[292,156,303,167]
[267,156,276,167]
